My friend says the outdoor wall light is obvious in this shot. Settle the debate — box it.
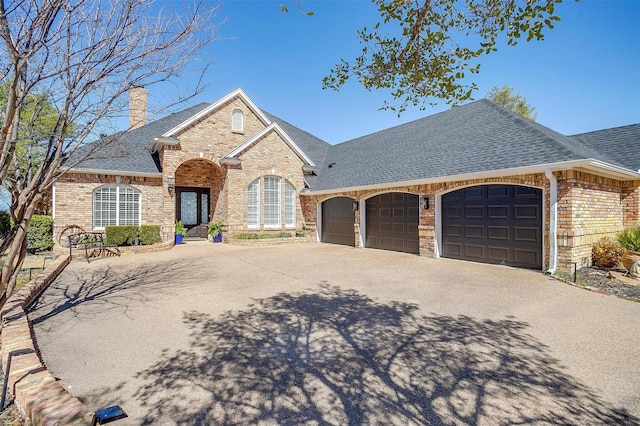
[352,200,359,211]
[91,405,127,425]
[167,175,175,194]
[422,197,429,210]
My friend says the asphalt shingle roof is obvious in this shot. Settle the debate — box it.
[73,96,637,192]
[73,103,212,174]
[569,124,640,172]
[309,99,628,191]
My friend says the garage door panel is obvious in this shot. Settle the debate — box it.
[442,185,542,269]
[444,242,462,256]
[514,249,539,265]
[445,206,462,218]
[487,246,509,262]
[488,186,509,198]
[465,244,485,259]
[366,193,419,254]
[393,207,405,218]
[464,225,484,238]
[393,223,405,233]
[514,205,539,219]
[465,206,485,219]
[514,227,539,242]
[465,187,484,199]
[445,225,462,237]
[488,205,509,218]
[322,197,356,247]
[515,186,540,197]
[488,226,509,240]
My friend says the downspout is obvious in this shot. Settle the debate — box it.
[545,169,558,273]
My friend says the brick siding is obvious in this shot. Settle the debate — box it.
[301,173,640,272]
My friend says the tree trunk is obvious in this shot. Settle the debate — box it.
[0,194,41,307]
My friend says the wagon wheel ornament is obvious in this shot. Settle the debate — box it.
[58,225,85,248]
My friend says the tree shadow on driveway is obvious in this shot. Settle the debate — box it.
[29,258,203,326]
[134,284,637,425]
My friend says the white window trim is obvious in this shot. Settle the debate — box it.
[263,176,281,229]
[92,184,141,230]
[248,178,260,229]
[284,181,296,228]
[231,109,244,133]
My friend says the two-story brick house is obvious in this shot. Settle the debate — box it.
[52,88,640,272]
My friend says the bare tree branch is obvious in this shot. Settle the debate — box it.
[0,0,219,305]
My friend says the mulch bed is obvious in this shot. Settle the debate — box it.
[563,266,640,300]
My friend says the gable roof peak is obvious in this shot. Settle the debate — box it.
[161,88,271,137]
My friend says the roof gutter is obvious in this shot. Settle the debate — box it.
[300,159,640,196]
[545,169,558,274]
[61,167,162,178]
[152,136,180,153]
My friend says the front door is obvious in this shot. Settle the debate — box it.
[176,187,210,238]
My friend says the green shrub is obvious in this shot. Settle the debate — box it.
[233,233,259,240]
[233,232,293,240]
[105,225,139,246]
[105,225,162,246]
[139,225,161,245]
[591,237,623,268]
[27,214,53,252]
[0,210,10,237]
[617,226,640,252]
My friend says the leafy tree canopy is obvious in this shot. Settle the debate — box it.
[322,0,566,113]
[487,85,537,121]
[0,82,75,189]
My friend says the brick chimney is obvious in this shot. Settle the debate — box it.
[129,87,147,130]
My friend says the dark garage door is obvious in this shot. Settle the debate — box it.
[366,193,419,254]
[322,197,356,246]
[442,185,542,269]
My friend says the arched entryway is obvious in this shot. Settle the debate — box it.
[174,159,224,238]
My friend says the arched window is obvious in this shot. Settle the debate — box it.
[246,177,297,229]
[284,181,296,227]
[93,185,141,228]
[247,178,260,228]
[231,109,244,132]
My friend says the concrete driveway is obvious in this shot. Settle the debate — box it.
[30,242,640,425]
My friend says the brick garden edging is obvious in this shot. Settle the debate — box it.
[1,255,94,425]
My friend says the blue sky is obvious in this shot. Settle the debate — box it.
[148,0,640,145]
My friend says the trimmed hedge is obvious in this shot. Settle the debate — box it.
[27,215,53,252]
[105,225,161,246]
[233,232,293,240]
[139,225,162,245]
